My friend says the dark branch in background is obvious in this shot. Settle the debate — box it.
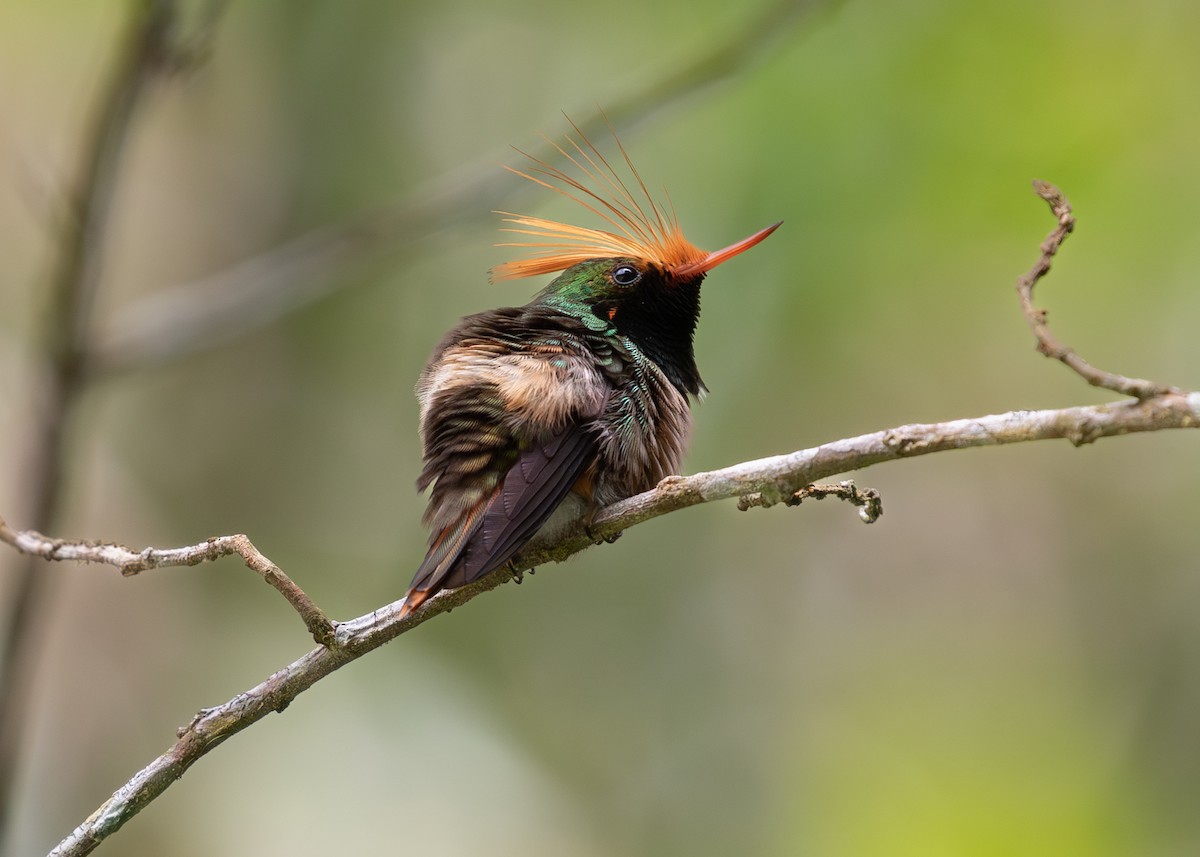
[0,3,205,850]
[1017,181,1180,399]
[0,182,1193,857]
[88,0,833,378]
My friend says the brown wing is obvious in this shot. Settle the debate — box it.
[402,425,596,614]
[401,314,609,616]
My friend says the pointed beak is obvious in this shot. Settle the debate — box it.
[673,221,782,277]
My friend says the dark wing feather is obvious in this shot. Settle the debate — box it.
[402,424,595,614]
[447,425,596,587]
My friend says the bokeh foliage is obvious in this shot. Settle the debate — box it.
[2,0,1199,854]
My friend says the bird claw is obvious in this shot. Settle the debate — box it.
[584,525,623,545]
[507,561,536,584]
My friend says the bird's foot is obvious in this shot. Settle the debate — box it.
[507,561,536,584]
[584,525,623,545]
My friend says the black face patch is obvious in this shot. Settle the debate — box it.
[608,271,707,397]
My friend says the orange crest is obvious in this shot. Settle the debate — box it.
[489,121,708,283]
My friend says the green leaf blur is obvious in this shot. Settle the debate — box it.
[1,1,1197,855]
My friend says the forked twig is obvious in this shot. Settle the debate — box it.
[1017,181,1179,399]
[0,519,333,646]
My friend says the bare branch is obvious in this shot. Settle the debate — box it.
[0,522,333,647]
[29,389,1200,857]
[88,0,834,378]
[1017,181,1179,399]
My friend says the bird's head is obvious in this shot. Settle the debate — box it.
[490,121,779,395]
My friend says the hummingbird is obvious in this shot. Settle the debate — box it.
[400,126,779,618]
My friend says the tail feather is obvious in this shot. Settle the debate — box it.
[399,490,496,619]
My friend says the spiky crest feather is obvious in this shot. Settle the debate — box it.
[489,121,707,283]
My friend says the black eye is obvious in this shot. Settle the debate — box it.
[611,265,641,286]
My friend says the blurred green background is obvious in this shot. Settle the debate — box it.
[2,1,1199,855]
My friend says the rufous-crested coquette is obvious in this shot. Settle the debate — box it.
[400,126,779,617]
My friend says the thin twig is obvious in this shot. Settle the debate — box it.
[1017,181,1179,399]
[88,0,834,378]
[792,481,883,523]
[34,390,1200,857]
[736,479,883,523]
[0,521,333,647]
[0,2,193,849]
